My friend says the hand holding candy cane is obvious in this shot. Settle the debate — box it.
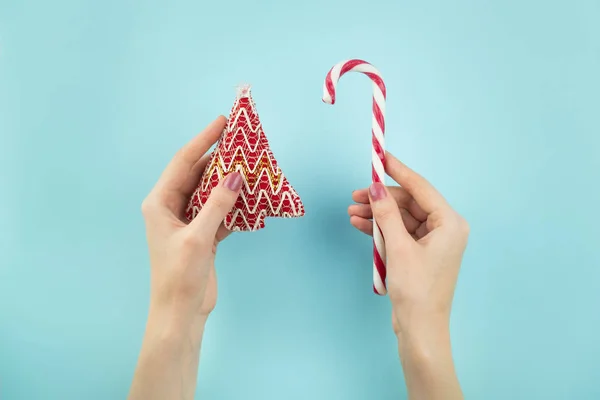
[323,59,388,295]
[349,151,468,399]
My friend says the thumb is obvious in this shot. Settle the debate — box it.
[368,182,412,244]
[189,172,244,237]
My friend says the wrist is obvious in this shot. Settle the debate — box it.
[397,321,451,359]
[145,298,208,346]
[393,303,449,337]
[394,307,451,357]
[149,281,212,323]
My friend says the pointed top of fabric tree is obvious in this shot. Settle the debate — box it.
[186,85,305,231]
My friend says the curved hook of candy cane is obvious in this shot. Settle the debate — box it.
[322,59,388,296]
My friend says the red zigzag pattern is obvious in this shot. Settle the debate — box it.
[186,86,305,231]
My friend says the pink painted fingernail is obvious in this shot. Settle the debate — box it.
[224,172,243,191]
[369,182,387,201]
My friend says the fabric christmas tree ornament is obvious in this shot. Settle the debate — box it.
[186,84,305,231]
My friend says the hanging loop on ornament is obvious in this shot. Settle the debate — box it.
[236,83,252,99]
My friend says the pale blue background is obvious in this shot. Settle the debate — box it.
[1,0,599,399]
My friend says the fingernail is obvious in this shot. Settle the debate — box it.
[369,182,387,201]
[224,172,243,191]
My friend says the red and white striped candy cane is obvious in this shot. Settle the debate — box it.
[323,59,388,296]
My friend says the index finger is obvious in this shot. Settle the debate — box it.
[146,116,227,219]
[384,151,449,214]
[155,115,227,195]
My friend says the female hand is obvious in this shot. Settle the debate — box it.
[141,115,243,320]
[129,116,244,400]
[348,151,468,399]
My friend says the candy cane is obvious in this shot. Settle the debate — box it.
[322,59,387,296]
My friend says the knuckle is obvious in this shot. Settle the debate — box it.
[174,147,188,162]
[374,205,394,221]
[458,217,470,236]
[140,197,158,217]
[208,195,227,212]
[450,213,470,237]
[208,189,236,212]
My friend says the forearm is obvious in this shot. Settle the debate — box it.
[128,303,207,400]
[397,315,463,400]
